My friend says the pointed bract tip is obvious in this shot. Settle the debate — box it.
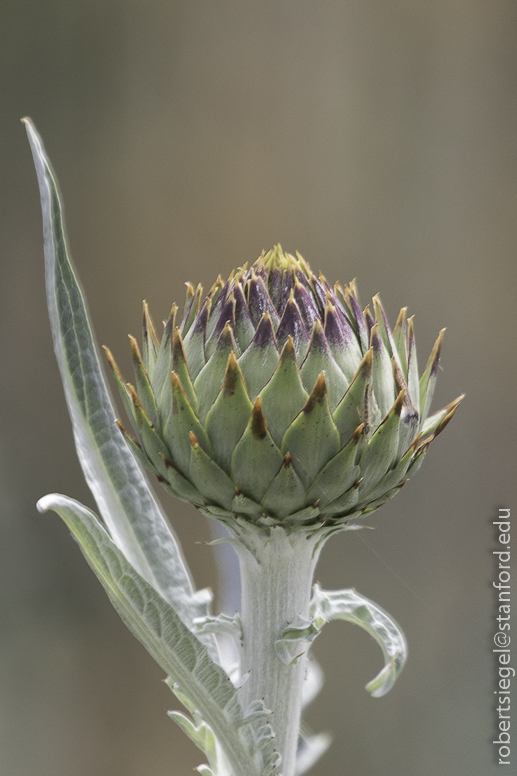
[360,347,374,374]
[304,373,327,413]
[312,317,324,335]
[102,344,122,376]
[434,402,461,437]
[283,451,293,467]
[159,452,175,469]
[171,372,181,389]
[394,388,406,416]
[370,322,382,350]
[222,351,240,396]
[352,423,365,442]
[128,334,143,359]
[251,397,268,439]
[284,335,295,353]
[447,393,465,411]
[426,328,446,375]
[393,307,408,333]
[189,431,199,447]
[172,326,186,357]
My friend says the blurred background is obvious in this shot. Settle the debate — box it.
[1,1,516,775]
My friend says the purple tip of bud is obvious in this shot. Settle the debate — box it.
[276,298,310,352]
[294,282,319,331]
[324,305,354,348]
[364,306,376,341]
[234,282,254,325]
[307,320,332,357]
[180,290,196,331]
[295,268,312,292]
[248,275,279,328]
[268,267,283,309]
[307,275,328,316]
[251,312,278,350]
[277,270,294,315]
[190,297,210,338]
[211,294,236,341]
[347,293,368,343]
[370,325,383,354]
[208,278,230,324]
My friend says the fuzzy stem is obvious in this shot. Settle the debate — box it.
[236,529,322,776]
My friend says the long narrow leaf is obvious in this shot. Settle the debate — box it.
[24,118,210,631]
[38,494,259,776]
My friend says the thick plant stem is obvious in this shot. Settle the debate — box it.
[236,529,322,776]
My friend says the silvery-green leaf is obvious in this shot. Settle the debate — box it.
[38,494,260,776]
[276,583,406,697]
[193,613,243,643]
[24,119,211,633]
[195,766,215,776]
[168,710,217,763]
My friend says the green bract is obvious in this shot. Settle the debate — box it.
[107,246,462,529]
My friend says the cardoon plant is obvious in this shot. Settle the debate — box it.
[25,118,462,776]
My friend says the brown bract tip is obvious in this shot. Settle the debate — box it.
[283,335,295,356]
[394,388,406,417]
[128,334,143,361]
[223,352,240,396]
[352,423,365,442]
[114,418,127,435]
[102,345,123,379]
[369,322,381,350]
[359,347,373,376]
[283,451,292,467]
[407,316,416,346]
[393,307,408,335]
[159,452,175,468]
[434,402,461,437]
[189,431,199,447]
[304,373,327,413]
[251,397,268,440]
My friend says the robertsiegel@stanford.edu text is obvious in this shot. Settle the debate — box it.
[493,508,512,766]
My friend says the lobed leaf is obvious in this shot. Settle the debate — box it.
[38,494,261,776]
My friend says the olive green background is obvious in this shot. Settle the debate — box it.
[1,2,516,775]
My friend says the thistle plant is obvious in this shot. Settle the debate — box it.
[25,118,462,776]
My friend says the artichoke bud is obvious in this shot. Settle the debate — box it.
[107,246,462,530]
